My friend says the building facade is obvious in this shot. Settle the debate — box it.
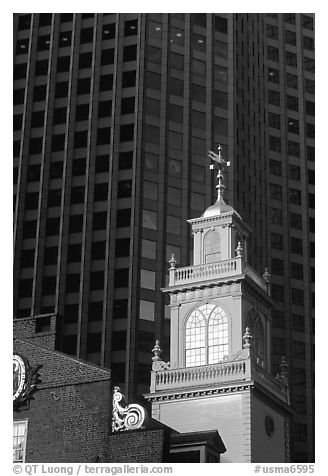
[13,13,314,461]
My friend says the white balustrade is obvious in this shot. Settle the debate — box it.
[169,257,268,293]
[153,359,251,391]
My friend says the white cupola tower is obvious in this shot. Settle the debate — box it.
[145,146,292,463]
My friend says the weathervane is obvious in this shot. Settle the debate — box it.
[208,145,230,200]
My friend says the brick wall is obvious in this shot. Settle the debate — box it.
[14,339,112,463]
[13,315,60,351]
[108,428,170,463]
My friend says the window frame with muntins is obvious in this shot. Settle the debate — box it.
[185,304,229,367]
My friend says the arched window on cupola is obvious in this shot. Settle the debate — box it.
[185,304,229,367]
[204,229,221,263]
[245,310,265,367]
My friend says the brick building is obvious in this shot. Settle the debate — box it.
[13,314,112,462]
[13,314,226,463]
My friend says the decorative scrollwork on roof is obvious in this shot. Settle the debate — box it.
[112,386,147,432]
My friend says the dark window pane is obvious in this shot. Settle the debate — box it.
[286,73,298,89]
[102,23,116,40]
[269,136,281,152]
[288,141,300,157]
[76,103,89,121]
[27,164,41,182]
[268,67,279,83]
[37,35,51,51]
[66,274,80,293]
[42,276,57,295]
[169,52,184,71]
[113,300,128,319]
[120,124,134,142]
[145,71,161,90]
[288,118,299,134]
[51,134,66,152]
[86,333,101,353]
[23,220,37,239]
[93,211,107,230]
[77,77,91,95]
[14,88,25,105]
[214,40,227,58]
[122,71,136,88]
[119,152,133,170]
[117,180,132,198]
[35,59,48,75]
[94,183,108,201]
[55,81,69,98]
[124,19,138,36]
[214,15,227,33]
[21,249,35,268]
[288,164,301,181]
[69,214,84,233]
[290,212,302,230]
[268,89,280,106]
[44,246,58,265]
[48,189,62,207]
[33,85,47,101]
[99,74,113,91]
[115,238,130,257]
[88,302,103,321]
[39,13,52,26]
[14,140,21,157]
[97,127,111,145]
[269,159,281,176]
[18,14,31,30]
[62,335,77,355]
[25,192,39,210]
[116,209,131,227]
[114,268,129,288]
[72,157,86,176]
[57,56,71,73]
[60,13,73,23]
[70,185,85,204]
[67,243,82,263]
[121,97,135,115]
[59,31,72,47]
[98,100,112,118]
[168,103,183,123]
[74,131,88,148]
[95,155,109,173]
[123,44,137,62]
[53,107,67,125]
[80,27,94,44]
[14,63,27,80]
[168,77,184,96]
[46,217,60,236]
[79,52,93,69]
[191,84,205,103]
[64,304,79,323]
[90,271,104,290]
[29,137,42,154]
[91,241,106,260]
[101,48,114,65]
[19,279,33,297]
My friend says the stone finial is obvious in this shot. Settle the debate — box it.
[152,340,162,362]
[262,267,271,283]
[169,253,177,269]
[279,355,288,377]
[235,241,243,258]
[243,327,253,349]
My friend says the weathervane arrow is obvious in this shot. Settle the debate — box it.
[208,144,230,170]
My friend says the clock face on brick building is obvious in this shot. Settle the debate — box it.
[13,354,26,401]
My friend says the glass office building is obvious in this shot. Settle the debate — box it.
[13,13,314,461]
